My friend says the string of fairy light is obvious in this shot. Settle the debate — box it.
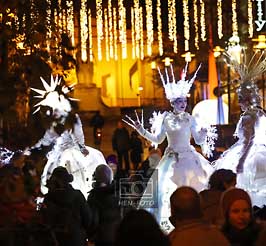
[193,0,199,50]
[217,0,223,39]
[13,0,258,63]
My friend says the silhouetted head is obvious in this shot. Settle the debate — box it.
[46,166,73,190]
[170,186,202,225]
[115,209,169,246]
[93,164,113,187]
[208,169,236,191]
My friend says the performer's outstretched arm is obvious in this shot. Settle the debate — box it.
[123,110,166,145]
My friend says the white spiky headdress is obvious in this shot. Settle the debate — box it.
[158,63,201,101]
[31,74,78,114]
[224,49,266,106]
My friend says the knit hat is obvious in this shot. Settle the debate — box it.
[93,164,113,185]
[221,188,252,217]
[51,166,73,184]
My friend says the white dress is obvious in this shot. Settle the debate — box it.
[34,114,106,197]
[215,107,266,206]
[137,111,213,232]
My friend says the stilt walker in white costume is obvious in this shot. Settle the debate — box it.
[215,50,266,207]
[31,75,106,197]
[123,64,217,232]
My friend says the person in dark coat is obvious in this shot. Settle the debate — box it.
[129,130,143,170]
[87,164,122,246]
[41,166,93,246]
[112,120,130,175]
[114,209,170,246]
[199,169,236,226]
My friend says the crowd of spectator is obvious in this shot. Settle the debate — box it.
[1,137,266,246]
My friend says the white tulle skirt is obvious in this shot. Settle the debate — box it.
[139,146,213,233]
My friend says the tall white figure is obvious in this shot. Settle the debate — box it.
[124,64,215,232]
[31,75,106,197]
[215,51,266,207]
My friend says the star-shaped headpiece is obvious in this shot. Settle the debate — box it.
[31,74,78,114]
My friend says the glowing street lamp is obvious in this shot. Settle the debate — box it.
[162,57,173,66]
[181,51,195,62]
[252,35,266,50]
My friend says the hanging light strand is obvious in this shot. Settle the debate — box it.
[66,0,75,46]
[168,0,177,53]
[193,0,199,50]
[57,0,62,35]
[200,0,206,41]
[96,0,103,61]
[217,0,223,39]
[134,0,140,58]
[104,9,109,61]
[131,7,136,59]
[88,8,93,62]
[46,0,52,53]
[168,0,174,41]
[183,0,190,51]
[113,7,118,60]
[108,0,114,59]
[248,0,253,38]
[157,0,163,56]
[145,0,153,56]
[118,0,127,59]
[232,0,238,36]
[140,7,144,60]
[80,0,88,62]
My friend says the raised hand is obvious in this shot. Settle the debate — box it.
[122,109,144,130]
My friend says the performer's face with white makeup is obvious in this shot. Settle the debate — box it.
[172,97,187,112]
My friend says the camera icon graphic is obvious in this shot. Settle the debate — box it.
[118,170,158,208]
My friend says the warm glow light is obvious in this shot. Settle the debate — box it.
[46,0,52,53]
[104,8,109,61]
[88,9,93,61]
[151,61,156,69]
[183,0,190,51]
[119,0,127,59]
[108,0,114,59]
[217,0,223,39]
[232,0,238,36]
[146,0,153,56]
[200,0,206,41]
[157,0,163,56]
[134,0,140,58]
[113,7,118,60]
[253,35,266,50]
[213,46,224,58]
[193,0,199,50]
[248,0,253,38]
[96,0,103,61]
[168,0,177,53]
[163,57,173,66]
[80,0,88,62]
[66,0,75,46]
[131,7,136,59]
[140,7,144,60]
[181,52,195,62]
